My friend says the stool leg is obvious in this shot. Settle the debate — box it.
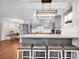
[22,51,23,59]
[17,50,19,59]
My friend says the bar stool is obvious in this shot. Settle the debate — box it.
[17,44,32,59]
[48,45,63,59]
[63,45,79,59]
[32,45,46,59]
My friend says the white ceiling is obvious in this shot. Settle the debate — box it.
[0,0,72,20]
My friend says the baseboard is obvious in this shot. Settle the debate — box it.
[0,39,11,41]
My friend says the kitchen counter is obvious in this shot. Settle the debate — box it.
[20,34,79,39]
[20,34,79,46]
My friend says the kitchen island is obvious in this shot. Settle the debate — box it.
[19,34,79,46]
[17,23,79,59]
[17,34,79,59]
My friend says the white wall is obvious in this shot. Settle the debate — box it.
[61,1,79,58]
[72,0,79,47]
[61,5,74,35]
[72,0,79,36]
[61,0,79,43]
[61,0,79,36]
[1,20,20,40]
[61,23,74,35]
[0,21,3,40]
[61,0,79,58]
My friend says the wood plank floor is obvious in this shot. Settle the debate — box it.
[0,39,19,59]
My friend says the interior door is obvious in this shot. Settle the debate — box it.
[0,28,1,40]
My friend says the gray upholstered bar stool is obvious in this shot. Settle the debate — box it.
[48,45,63,59]
[17,44,33,59]
[32,45,46,59]
[32,40,47,59]
[63,45,79,59]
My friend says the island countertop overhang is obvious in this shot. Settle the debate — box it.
[19,34,79,39]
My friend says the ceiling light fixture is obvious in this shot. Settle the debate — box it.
[41,0,52,3]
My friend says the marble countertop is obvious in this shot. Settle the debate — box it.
[19,34,79,39]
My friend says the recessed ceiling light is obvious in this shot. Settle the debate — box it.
[52,14,56,16]
[11,19,24,23]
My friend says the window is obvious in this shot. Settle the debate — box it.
[68,12,73,21]
[64,16,68,22]
[64,12,73,24]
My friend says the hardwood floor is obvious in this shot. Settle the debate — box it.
[0,39,19,59]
